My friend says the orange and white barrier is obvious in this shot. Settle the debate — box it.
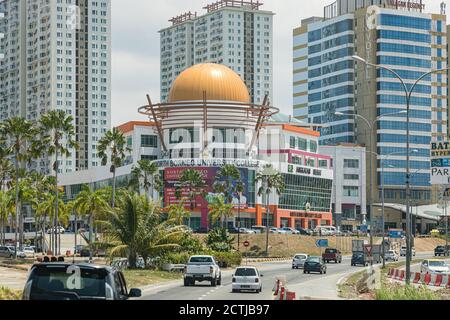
[390,269,450,288]
[273,279,297,300]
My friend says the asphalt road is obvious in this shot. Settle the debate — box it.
[139,252,435,301]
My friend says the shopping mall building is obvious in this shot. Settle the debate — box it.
[60,63,335,231]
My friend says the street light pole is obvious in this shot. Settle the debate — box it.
[352,55,450,284]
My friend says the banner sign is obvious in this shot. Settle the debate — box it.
[431,142,450,185]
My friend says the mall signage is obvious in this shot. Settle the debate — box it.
[154,159,260,169]
[431,141,450,185]
[386,0,425,10]
[288,164,323,177]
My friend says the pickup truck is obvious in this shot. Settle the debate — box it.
[322,248,342,264]
[184,255,222,287]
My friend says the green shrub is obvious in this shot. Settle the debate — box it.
[376,284,440,300]
[210,251,242,268]
[206,228,234,252]
[161,252,191,265]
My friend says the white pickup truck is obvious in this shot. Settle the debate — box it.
[184,255,222,287]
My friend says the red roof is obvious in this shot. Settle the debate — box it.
[116,121,156,134]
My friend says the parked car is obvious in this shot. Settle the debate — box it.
[23,246,36,258]
[251,226,267,234]
[183,255,222,287]
[228,227,239,234]
[304,256,327,274]
[22,261,142,300]
[314,226,337,236]
[351,252,368,267]
[297,228,311,236]
[421,259,450,275]
[280,227,300,235]
[292,253,309,269]
[322,248,342,264]
[434,245,450,257]
[400,246,416,257]
[384,250,399,262]
[239,228,256,234]
[232,267,263,293]
[46,226,65,234]
[0,246,26,259]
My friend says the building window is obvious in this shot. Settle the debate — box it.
[290,137,296,149]
[343,186,359,197]
[344,159,359,169]
[297,138,307,151]
[318,160,328,168]
[344,174,359,180]
[141,155,158,161]
[309,141,318,153]
[141,135,158,148]
[342,206,356,220]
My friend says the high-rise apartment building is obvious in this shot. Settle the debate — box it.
[0,3,4,60]
[293,0,446,215]
[0,0,111,174]
[160,0,274,104]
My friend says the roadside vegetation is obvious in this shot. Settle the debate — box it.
[0,287,21,300]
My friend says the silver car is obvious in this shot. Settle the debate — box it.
[0,246,26,259]
[292,253,309,269]
[232,267,263,293]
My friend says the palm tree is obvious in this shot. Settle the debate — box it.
[131,160,159,200]
[166,201,191,226]
[0,142,13,192]
[208,194,233,229]
[73,184,110,261]
[97,128,131,208]
[39,110,78,255]
[256,165,285,256]
[102,192,184,269]
[213,165,241,229]
[0,190,14,246]
[176,169,207,228]
[0,117,40,255]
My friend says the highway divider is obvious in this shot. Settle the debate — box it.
[387,268,450,288]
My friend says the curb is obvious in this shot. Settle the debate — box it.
[243,258,290,263]
[0,263,29,272]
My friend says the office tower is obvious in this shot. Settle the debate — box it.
[0,0,111,174]
[294,0,446,213]
[160,0,274,105]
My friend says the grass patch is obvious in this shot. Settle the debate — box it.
[0,287,21,300]
[123,269,183,289]
[338,270,367,299]
[376,283,440,300]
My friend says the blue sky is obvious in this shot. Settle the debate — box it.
[110,0,444,126]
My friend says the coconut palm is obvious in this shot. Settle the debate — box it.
[0,117,40,254]
[0,145,13,192]
[208,194,234,229]
[213,165,241,228]
[166,201,191,226]
[97,128,131,208]
[0,190,14,246]
[73,184,110,261]
[39,110,78,255]
[130,160,160,200]
[102,192,184,269]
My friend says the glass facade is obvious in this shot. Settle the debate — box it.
[279,174,332,213]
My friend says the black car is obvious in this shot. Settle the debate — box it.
[303,257,327,274]
[435,245,450,257]
[22,262,142,300]
[297,228,311,236]
[351,252,368,267]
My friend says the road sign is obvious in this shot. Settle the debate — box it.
[431,141,450,185]
[365,245,373,256]
[316,239,329,248]
[389,230,404,239]
[359,225,368,233]
[243,241,250,248]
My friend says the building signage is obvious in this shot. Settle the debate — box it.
[290,212,323,219]
[155,159,260,169]
[431,141,450,185]
[386,0,425,11]
[287,165,323,177]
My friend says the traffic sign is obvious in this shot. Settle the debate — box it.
[389,230,404,239]
[365,245,373,256]
[359,225,368,233]
[243,241,250,248]
[316,239,329,248]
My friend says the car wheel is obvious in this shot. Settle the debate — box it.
[335,260,338,264]
[184,279,190,287]
[324,270,327,274]
[217,276,222,286]
[303,270,307,274]
[211,279,217,287]
[320,270,323,275]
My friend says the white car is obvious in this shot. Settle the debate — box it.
[421,259,450,274]
[46,226,65,234]
[239,228,256,234]
[184,255,222,287]
[232,266,263,293]
[269,228,287,234]
[23,246,36,258]
[280,227,300,235]
[400,246,416,257]
[384,250,399,262]
[292,253,309,269]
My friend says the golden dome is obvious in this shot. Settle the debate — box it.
[168,63,250,104]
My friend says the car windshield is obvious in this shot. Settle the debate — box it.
[307,257,320,263]
[189,257,213,263]
[235,268,257,277]
[29,266,109,299]
[429,261,448,268]
[353,253,364,258]
[325,249,337,254]
[295,255,307,260]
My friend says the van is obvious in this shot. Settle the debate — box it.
[314,226,337,236]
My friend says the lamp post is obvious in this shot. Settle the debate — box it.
[352,54,450,284]
[335,110,406,268]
